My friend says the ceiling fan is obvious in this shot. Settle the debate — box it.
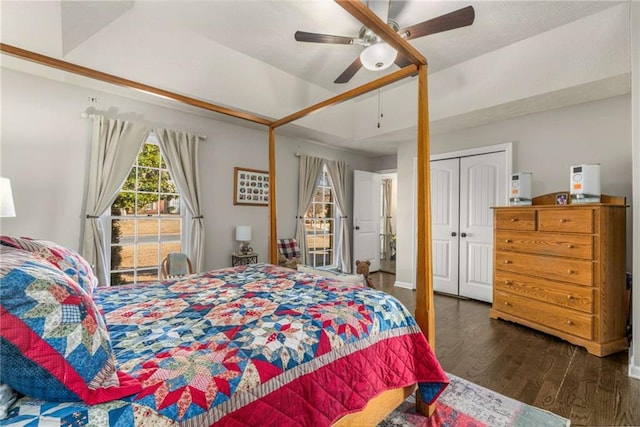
[294,2,475,84]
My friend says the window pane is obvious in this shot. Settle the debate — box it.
[117,219,136,242]
[160,219,181,241]
[111,245,124,270]
[161,242,182,261]
[161,195,180,215]
[137,243,159,269]
[160,171,177,193]
[111,271,130,286]
[137,269,159,283]
[139,144,161,168]
[137,219,159,238]
[138,168,159,192]
[136,194,159,215]
[118,245,135,270]
[122,168,136,191]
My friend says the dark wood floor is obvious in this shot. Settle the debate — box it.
[370,272,640,426]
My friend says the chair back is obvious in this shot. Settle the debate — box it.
[277,238,300,259]
[161,252,194,279]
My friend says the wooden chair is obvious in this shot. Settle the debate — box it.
[161,252,194,279]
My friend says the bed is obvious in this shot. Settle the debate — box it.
[0,240,447,426]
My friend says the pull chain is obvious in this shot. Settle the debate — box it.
[377,87,384,128]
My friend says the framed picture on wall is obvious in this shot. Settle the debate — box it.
[234,167,269,206]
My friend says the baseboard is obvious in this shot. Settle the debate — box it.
[394,281,414,290]
[629,354,640,379]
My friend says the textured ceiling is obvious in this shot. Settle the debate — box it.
[0,1,630,155]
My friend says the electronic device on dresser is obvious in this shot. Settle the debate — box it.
[490,192,627,357]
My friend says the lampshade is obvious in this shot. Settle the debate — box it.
[360,43,397,71]
[235,225,251,241]
[0,177,16,218]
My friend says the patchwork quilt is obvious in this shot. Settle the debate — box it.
[2,263,447,426]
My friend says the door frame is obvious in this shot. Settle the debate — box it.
[408,142,513,291]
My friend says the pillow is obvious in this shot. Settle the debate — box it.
[0,246,140,404]
[296,264,365,284]
[0,236,98,296]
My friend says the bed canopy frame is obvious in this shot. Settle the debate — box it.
[0,0,436,420]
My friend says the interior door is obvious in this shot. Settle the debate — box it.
[353,170,381,272]
[458,151,506,302]
[430,158,460,295]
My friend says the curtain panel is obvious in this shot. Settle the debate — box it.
[325,160,352,273]
[295,155,325,265]
[81,116,150,286]
[154,128,205,272]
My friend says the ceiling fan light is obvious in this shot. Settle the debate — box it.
[360,43,397,71]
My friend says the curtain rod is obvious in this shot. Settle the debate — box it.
[294,152,350,167]
[80,113,207,140]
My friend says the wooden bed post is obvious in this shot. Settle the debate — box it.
[414,63,436,417]
[269,126,278,265]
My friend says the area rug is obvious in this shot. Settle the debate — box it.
[378,373,570,426]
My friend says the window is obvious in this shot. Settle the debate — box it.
[109,141,182,285]
[304,165,335,268]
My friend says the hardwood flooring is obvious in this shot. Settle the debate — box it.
[370,272,640,426]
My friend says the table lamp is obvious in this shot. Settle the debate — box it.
[235,225,252,255]
[0,177,16,218]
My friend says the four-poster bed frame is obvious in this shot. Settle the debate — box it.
[0,0,436,423]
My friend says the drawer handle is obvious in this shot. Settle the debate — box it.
[567,295,574,300]
[560,218,567,223]
[504,302,511,307]
[504,260,512,264]
[504,280,513,285]
[504,239,512,243]
[510,218,519,222]
[567,269,575,274]
[567,244,574,249]
[566,320,573,325]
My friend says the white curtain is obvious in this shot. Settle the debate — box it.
[82,116,150,286]
[295,155,324,265]
[382,178,393,262]
[155,128,205,272]
[325,159,351,273]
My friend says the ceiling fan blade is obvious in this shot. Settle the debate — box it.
[395,54,412,68]
[295,31,355,45]
[334,57,362,84]
[400,5,475,41]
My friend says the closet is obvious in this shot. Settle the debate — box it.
[430,147,509,302]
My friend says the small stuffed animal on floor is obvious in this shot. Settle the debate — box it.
[356,260,375,289]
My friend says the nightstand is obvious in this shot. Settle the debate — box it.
[232,253,258,266]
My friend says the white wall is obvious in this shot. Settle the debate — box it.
[0,68,375,277]
[395,94,633,286]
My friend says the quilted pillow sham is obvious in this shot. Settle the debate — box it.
[0,246,141,404]
[0,236,98,296]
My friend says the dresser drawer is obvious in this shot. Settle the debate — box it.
[494,290,593,340]
[495,270,593,313]
[495,210,536,231]
[495,230,593,259]
[538,209,593,233]
[496,251,593,286]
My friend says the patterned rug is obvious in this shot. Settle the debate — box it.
[378,373,570,426]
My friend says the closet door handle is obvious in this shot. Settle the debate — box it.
[451,232,457,237]
[460,232,467,238]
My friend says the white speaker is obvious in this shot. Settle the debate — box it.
[570,164,600,203]
[509,172,532,206]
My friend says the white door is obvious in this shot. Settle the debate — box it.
[430,158,460,295]
[353,170,381,272]
[458,151,506,302]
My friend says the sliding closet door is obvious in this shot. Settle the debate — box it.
[430,158,460,295]
[458,151,506,302]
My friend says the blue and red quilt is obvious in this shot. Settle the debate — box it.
[3,263,447,426]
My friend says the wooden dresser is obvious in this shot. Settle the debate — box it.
[489,193,627,356]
